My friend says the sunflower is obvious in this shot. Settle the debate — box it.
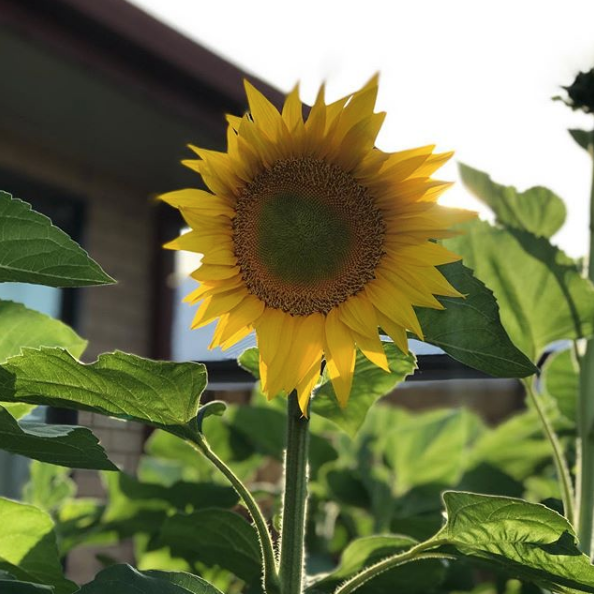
[161,76,474,414]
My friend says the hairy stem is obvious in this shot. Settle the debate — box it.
[188,435,280,594]
[333,540,452,594]
[279,393,310,594]
[577,130,594,557]
[523,379,575,525]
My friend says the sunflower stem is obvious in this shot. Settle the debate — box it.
[577,129,594,557]
[523,378,575,526]
[279,392,310,594]
[187,434,280,594]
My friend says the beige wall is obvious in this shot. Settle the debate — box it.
[0,126,155,582]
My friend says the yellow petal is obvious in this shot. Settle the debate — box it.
[282,84,303,130]
[353,330,389,372]
[164,231,233,255]
[384,242,462,267]
[217,295,264,346]
[159,189,233,212]
[399,264,464,298]
[219,323,253,351]
[184,276,243,304]
[244,80,284,141]
[200,246,238,266]
[324,309,356,408]
[191,287,247,329]
[375,267,444,310]
[191,264,240,281]
[296,359,323,416]
[365,282,424,339]
[415,151,454,178]
[339,294,379,337]
[375,310,409,354]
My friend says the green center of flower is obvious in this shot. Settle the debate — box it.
[256,192,353,284]
[233,157,385,316]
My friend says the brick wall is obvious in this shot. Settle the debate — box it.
[0,127,157,583]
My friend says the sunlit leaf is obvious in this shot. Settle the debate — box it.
[417,261,537,377]
[438,491,594,593]
[0,300,87,363]
[459,163,566,237]
[0,192,113,287]
[0,498,76,593]
[445,220,594,361]
[0,349,207,439]
[542,348,579,424]
[385,408,484,495]
[312,343,416,437]
[307,535,445,593]
[0,406,116,470]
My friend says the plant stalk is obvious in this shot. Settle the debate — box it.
[279,392,310,594]
[523,379,575,525]
[188,435,280,594]
[577,129,594,557]
[333,540,452,594]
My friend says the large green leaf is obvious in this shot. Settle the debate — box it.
[416,261,537,376]
[22,462,76,513]
[0,498,76,593]
[385,408,484,495]
[542,348,579,424]
[78,565,223,593]
[437,491,594,593]
[445,220,594,361]
[0,406,116,470]
[0,576,54,593]
[0,349,207,439]
[458,163,566,237]
[0,192,113,287]
[307,535,445,593]
[160,509,262,585]
[101,472,238,538]
[312,343,417,437]
[0,300,87,363]
[468,410,552,481]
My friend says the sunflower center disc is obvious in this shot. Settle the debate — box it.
[233,158,386,316]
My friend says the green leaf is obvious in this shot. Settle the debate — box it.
[0,497,76,593]
[445,220,594,361]
[160,509,262,585]
[438,491,594,593]
[307,535,445,593]
[0,349,207,439]
[469,410,552,481]
[458,163,566,237]
[385,408,484,495]
[0,192,114,287]
[55,498,106,555]
[0,577,54,593]
[0,300,87,363]
[0,406,117,470]
[312,343,417,437]
[569,129,593,153]
[78,565,223,593]
[101,472,238,539]
[416,261,537,376]
[543,348,579,424]
[22,462,76,513]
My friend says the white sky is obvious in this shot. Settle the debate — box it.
[130,0,594,257]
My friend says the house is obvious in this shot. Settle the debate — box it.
[0,0,283,580]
